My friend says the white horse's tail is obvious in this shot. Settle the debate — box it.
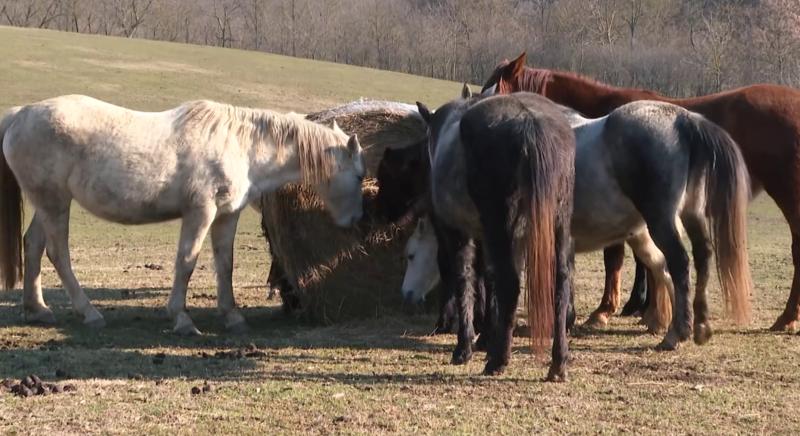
[0,106,24,290]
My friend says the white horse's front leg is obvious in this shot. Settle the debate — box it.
[210,211,247,333]
[167,208,215,336]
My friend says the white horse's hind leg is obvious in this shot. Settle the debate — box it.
[166,208,214,336]
[210,212,247,333]
[38,207,104,328]
[626,231,674,335]
[22,214,55,324]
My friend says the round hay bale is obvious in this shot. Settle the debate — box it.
[260,100,426,323]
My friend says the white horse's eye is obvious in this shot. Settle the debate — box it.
[408,254,415,261]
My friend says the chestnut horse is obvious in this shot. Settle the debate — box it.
[483,53,800,332]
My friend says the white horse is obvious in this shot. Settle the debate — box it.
[401,216,440,304]
[0,95,365,335]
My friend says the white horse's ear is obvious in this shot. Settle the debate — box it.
[416,102,432,124]
[332,119,345,135]
[347,134,361,154]
[461,83,473,99]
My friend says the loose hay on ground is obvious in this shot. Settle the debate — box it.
[260,100,427,322]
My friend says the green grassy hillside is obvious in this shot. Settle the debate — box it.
[0,25,460,112]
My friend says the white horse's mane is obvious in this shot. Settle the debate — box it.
[174,100,347,184]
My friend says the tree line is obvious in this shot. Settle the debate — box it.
[2,0,799,96]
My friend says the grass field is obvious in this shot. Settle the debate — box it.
[1,25,799,434]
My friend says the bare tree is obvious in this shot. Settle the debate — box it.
[752,0,800,85]
[241,0,265,50]
[211,0,240,48]
[588,0,620,46]
[0,0,60,28]
[689,8,737,92]
[1,0,798,93]
[113,0,154,37]
[622,0,645,49]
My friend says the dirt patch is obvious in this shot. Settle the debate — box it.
[81,58,216,75]
[12,60,53,70]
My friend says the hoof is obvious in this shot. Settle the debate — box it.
[24,308,57,325]
[227,321,249,335]
[482,359,507,376]
[584,311,610,329]
[451,347,473,365]
[655,329,683,351]
[621,309,642,318]
[173,312,201,336]
[655,339,679,351]
[433,322,454,335]
[174,323,201,336]
[620,300,645,317]
[693,322,713,345]
[642,315,668,335]
[473,334,489,352]
[84,317,107,329]
[546,366,567,383]
[224,310,249,334]
[769,316,798,332]
[83,308,106,329]
[645,324,667,335]
[512,323,531,338]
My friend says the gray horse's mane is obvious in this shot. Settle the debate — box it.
[174,100,348,184]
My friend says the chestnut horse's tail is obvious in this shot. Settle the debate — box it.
[520,116,573,352]
[679,112,752,324]
[0,106,24,290]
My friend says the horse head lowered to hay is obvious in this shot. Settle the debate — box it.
[259,99,430,321]
[0,95,365,335]
[482,53,800,333]
[415,89,576,379]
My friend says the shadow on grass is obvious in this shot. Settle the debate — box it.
[569,326,651,339]
[0,288,467,383]
[262,368,543,386]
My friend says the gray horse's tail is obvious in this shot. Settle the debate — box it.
[0,106,24,290]
[679,112,752,324]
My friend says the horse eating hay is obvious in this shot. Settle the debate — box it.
[0,95,365,334]
[391,93,753,351]
[259,100,428,322]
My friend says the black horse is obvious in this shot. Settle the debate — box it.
[415,89,576,379]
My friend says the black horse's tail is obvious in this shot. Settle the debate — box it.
[518,114,575,352]
[0,106,24,290]
[678,112,752,324]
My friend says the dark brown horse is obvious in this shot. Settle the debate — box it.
[483,53,800,332]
